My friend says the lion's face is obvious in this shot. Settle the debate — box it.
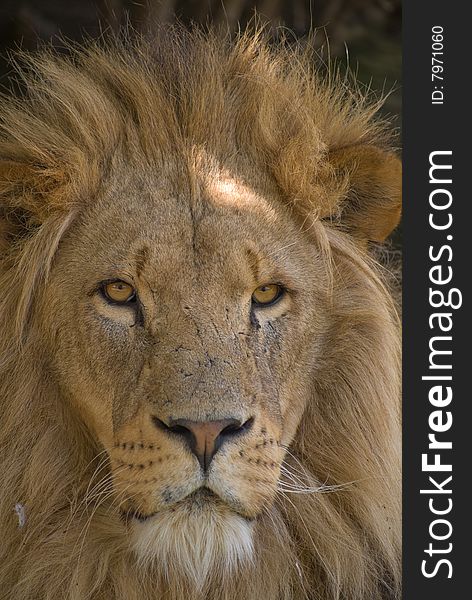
[0,32,403,599]
[43,160,330,556]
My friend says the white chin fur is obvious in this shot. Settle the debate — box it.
[130,500,254,590]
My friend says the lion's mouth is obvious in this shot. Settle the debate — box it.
[121,488,226,523]
[121,510,158,523]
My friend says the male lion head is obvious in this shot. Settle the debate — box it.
[0,28,401,600]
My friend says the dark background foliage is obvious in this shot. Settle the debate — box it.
[0,0,401,245]
[0,1,401,109]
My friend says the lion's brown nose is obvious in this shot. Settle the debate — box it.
[153,417,254,471]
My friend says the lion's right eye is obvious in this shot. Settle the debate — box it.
[102,281,136,304]
[252,284,284,307]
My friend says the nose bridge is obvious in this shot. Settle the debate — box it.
[154,305,247,416]
[164,297,229,356]
[174,353,245,421]
[141,281,259,428]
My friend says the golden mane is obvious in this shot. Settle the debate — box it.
[0,27,400,600]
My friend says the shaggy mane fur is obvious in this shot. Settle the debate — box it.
[0,27,400,600]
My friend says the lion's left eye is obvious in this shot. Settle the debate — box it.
[102,280,136,304]
[251,284,284,306]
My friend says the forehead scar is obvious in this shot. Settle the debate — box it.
[135,246,150,277]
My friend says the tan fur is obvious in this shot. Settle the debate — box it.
[0,27,401,600]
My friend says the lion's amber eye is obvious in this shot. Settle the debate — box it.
[103,281,136,304]
[252,284,283,306]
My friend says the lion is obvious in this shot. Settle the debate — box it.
[0,27,401,600]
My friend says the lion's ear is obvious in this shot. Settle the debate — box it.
[328,145,402,243]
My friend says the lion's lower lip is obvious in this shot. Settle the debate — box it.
[121,510,158,523]
[135,512,157,522]
[188,487,218,503]
[123,487,232,522]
